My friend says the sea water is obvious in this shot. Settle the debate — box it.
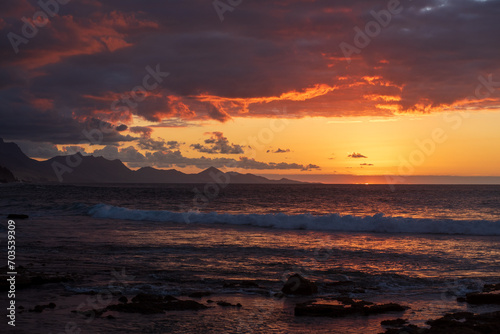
[1,183,499,333]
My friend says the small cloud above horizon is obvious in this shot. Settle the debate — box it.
[267,148,291,153]
[301,164,321,171]
[191,132,244,154]
[348,152,367,158]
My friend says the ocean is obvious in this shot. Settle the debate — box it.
[1,183,499,333]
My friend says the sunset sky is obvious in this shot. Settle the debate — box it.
[1,0,499,183]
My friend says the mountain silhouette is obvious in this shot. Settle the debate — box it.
[0,138,304,184]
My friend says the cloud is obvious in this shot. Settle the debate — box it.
[166,141,181,149]
[137,137,180,151]
[0,92,136,143]
[360,163,374,166]
[15,140,62,159]
[129,126,153,137]
[205,103,232,122]
[15,140,91,159]
[150,119,200,128]
[2,0,500,145]
[302,164,321,171]
[90,145,316,171]
[267,148,291,153]
[191,132,244,154]
[348,152,367,158]
[92,145,147,162]
[61,146,86,155]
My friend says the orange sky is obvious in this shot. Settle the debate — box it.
[2,0,500,183]
[61,109,500,183]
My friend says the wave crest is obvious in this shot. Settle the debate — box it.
[88,204,500,236]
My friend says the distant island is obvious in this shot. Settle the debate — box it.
[0,138,305,184]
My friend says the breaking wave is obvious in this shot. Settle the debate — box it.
[88,204,500,236]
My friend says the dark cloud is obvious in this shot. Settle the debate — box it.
[129,126,153,137]
[302,164,321,171]
[205,104,232,122]
[91,145,316,171]
[1,0,499,144]
[92,145,147,163]
[360,163,374,166]
[0,89,136,144]
[15,140,61,159]
[348,152,367,158]
[191,132,244,154]
[149,119,200,128]
[267,148,291,153]
[137,137,180,151]
[14,140,91,159]
[166,141,181,149]
[116,124,128,131]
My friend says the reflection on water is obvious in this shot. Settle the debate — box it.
[4,183,499,333]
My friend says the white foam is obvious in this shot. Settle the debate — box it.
[88,204,500,236]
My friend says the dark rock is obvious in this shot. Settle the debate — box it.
[483,283,500,292]
[216,301,242,307]
[365,303,408,315]
[294,298,408,318]
[464,283,500,305]
[7,214,29,219]
[420,311,500,334]
[466,290,500,304]
[162,300,208,311]
[380,324,421,334]
[106,294,208,314]
[30,303,56,313]
[118,296,128,304]
[32,305,45,313]
[425,311,475,326]
[295,302,348,317]
[381,318,408,327]
[163,295,178,302]
[337,297,373,307]
[282,274,318,295]
[188,291,212,298]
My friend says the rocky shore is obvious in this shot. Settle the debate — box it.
[6,266,500,333]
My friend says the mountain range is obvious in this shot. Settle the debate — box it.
[0,138,304,184]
